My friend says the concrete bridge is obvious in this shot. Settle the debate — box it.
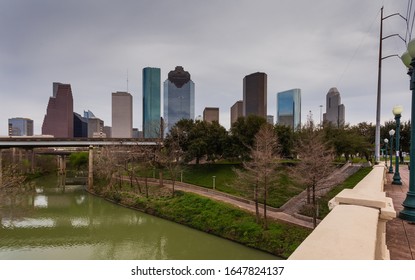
[0,137,158,148]
[0,138,158,189]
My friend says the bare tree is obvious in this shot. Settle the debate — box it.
[235,123,280,229]
[158,127,184,197]
[93,146,120,193]
[291,121,335,228]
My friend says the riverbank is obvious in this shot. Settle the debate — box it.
[91,187,311,259]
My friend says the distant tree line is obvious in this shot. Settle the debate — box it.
[164,115,410,164]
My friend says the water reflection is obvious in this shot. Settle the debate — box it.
[0,177,279,260]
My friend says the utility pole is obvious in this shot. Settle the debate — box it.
[375,6,383,164]
[375,7,407,163]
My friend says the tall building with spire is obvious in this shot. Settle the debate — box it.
[42,82,74,137]
[243,72,267,118]
[323,87,345,127]
[163,66,195,134]
[143,67,161,138]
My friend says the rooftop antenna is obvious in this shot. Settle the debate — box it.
[127,69,129,93]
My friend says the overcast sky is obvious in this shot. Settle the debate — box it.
[0,0,413,135]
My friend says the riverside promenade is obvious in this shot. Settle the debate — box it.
[385,166,415,260]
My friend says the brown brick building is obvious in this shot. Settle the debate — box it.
[42,82,74,138]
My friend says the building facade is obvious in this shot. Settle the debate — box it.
[163,66,195,134]
[112,91,133,138]
[203,107,219,123]
[276,88,301,130]
[230,100,243,126]
[73,113,88,137]
[143,67,161,138]
[8,117,34,136]
[243,72,267,118]
[42,82,74,137]
[323,87,345,127]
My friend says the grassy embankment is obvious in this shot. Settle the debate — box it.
[102,187,311,259]
[299,166,372,219]
[163,163,305,208]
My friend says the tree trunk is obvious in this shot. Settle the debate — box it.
[312,182,317,228]
[254,183,260,223]
[159,171,163,187]
[263,175,268,230]
[172,179,175,197]
[145,177,148,198]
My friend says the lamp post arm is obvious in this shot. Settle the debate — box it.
[383,12,407,22]
[381,54,400,60]
[382,33,406,43]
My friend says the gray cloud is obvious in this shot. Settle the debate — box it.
[0,0,411,134]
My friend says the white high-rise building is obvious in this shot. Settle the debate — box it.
[112,91,133,138]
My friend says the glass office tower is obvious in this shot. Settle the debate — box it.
[143,67,161,138]
[8,117,34,136]
[163,66,195,134]
[276,89,301,130]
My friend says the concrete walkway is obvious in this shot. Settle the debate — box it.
[385,166,415,260]
[280,163,362,215]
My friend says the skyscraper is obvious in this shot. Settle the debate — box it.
[8,117,34,136]
[203,107,219,123]
[112,91,133,138]
[143,67,161,138]
[73,113,88,137]
[42,82,74,138]
[230,100,243,126]
[323,87,345,127]
[243,72,267,118]
[276,89,301,130]
[84,110,104,138]
[164,66,195,134]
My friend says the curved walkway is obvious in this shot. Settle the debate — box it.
[130,177,314,228]
[280,163,363,215]
[123,163,361,230]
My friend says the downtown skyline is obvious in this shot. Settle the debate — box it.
[1,0,413,135]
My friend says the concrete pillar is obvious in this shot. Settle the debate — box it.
[31,149,35,173]
[62,155,66,175]
[12,147,16,165]
[88,146,93,190]
[57,155,62,175]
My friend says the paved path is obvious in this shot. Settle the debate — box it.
[385,166,415,260]
[138,178,315,229]
[280,163,362,215]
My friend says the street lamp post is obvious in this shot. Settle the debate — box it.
[389,129,395,173]
[384,138,389,166]
[392,105,403,185]
[399,41,415,221]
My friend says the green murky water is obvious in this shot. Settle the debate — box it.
[0,176,279,260]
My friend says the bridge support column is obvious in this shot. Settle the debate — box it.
[88,145,93,190]
[57,155,66,176]
[30,149,35,173]
[12,147,16,165]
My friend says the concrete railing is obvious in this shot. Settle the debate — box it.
[289,163,396,260]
